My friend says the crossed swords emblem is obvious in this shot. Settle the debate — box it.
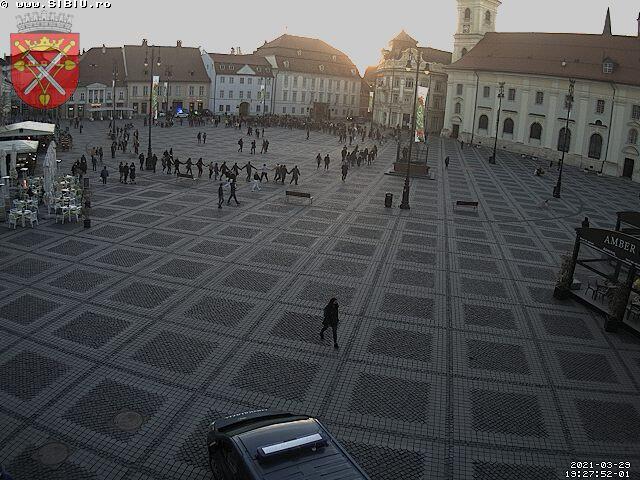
[13,38,77,106]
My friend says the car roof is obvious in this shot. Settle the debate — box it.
[234,419,369,479]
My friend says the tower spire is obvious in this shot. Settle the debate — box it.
[603,7,612,36]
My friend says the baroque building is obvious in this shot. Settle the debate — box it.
[443,6,640,181]
[370,31,451,133]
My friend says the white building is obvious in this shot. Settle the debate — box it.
[201,52,275,117]
[254,34,361,120]
[370,31,451,132]
[443,5,640,181]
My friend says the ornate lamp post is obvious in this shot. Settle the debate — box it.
[144,47,161,161]
[490,82,505,164]
[553,79,575,198]
[400,51,429,210]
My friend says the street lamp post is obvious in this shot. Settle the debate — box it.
[164,66,173,118]
[111,62,118,131]
[400,51,428,210]
[144,47,161,161]
[553,79,575,198]
[490,82,505,164]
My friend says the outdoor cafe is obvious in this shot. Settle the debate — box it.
[556,211,640,335]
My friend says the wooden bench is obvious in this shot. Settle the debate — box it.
[176,172,194,180]
[453,200,479,211]
[285,190,313,205]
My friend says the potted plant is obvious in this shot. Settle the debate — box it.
[606,283,630,332]
[553,254,574,300]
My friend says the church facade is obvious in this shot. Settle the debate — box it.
[442,2,640,181]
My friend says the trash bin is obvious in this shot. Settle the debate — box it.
[385,193,393,208]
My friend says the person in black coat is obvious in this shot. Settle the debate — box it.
[218,183,224,209]
[320,298,339,349]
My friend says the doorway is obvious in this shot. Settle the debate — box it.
[239,102,249,117]
[452,124,460,139]
[623,158,635,178]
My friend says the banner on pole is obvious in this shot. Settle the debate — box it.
[414,86,429,142]
[152,75,160,120]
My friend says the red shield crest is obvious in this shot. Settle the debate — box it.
[10,33,79,110]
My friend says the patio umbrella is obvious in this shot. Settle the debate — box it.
[9,144,17,177]
[43,141,56,200]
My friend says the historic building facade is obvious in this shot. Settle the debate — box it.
[253,34,361,119]
[370,31,451,134]
[201,52,275,116]
[443,6,640,181]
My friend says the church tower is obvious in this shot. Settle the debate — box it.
[453,0,501,62]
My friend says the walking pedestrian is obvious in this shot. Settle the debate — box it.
[218,183,224,209]
[227,179,240,206]
[238,138,244,152]
[341,161,349,182]
[250,140,256,154]
[197,132,202,144]
[581,217,590,229]
[209,162,214,179]
[118,162,124,182]
[139,153,144,170]
[251,172,262,191]
[129,163,136,184]
[196,158,204,177]
[186,158,193,176]
[445,156,450,169]
[260,163,269,182]
[123,163,129,183]
[319,298,339,349]
[289,165,300,185]
[203,132,207,144]
[324,154,330,170]
[91,155,97,171]
[100,166,109,184]
[214,162,219,180]
[316,153,321,169]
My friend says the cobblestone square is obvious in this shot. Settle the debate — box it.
[1,120,640,479]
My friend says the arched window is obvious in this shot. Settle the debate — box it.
[503,118,514,134]
[628,128,638,145]
[485,11,492,23]
[464,8,471,20]
[529,122,542,140]
[478,114,489,130]
[588,133,603,159]
[557,127,571,152]
[461,48,468,57]
[454,102,461,114]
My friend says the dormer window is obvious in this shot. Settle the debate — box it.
[350,68,356,75]
[220,65,225,70]
[283,60,290,68]
[602,59,614,74]
[463,24,470,34]
[297,49,302,56]
[319,64,325,72]
[332,55,337,61]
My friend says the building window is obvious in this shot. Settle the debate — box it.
[132,86,138,97]
[483,86,490,98]
[632,105,640,120]
[303,77,307,88]
[118,91,124,100]
[508,88,516,101]
[557,127,571,152]
[456,84,463,95]
[292,107,296,114]
[80,92,85,101]
[228,91,233,99]
[248,78,253,85]
[143,86,149,96]
[628,128,638,145]
[199,86,205,97]
[596,99,605,114]
[529,122,542,140]
[283,61,290,68]
[602,61,614,74]
[484,11,491,24]
[588,133,603,159]
[503,118,514,134]
[292,91,297,102]
[247,91,251,99]
[405,78,413,88]
[228,77,234,84]
[302,92,306,103]
[239,91,243,99]
[239,77,244,84]
[189,86,195,96]
[219,90,224,98]
[464,7,471,20]
[220,77,225,83]
[141,102,147,114]
[175,86,182,95]
[319,65,325,72]
[535,91,544,105]
[283,91,288,101]
[218,104,224,112]
[320,79,325,89]
[256,104,261,112]
[297,50,302,56]
[454,102,461,114]
[282,107,286,113]
[478,115,489,130]
[226,105,230,112]
[461,47,468,56]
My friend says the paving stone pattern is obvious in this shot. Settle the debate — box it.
[0,121,639,479]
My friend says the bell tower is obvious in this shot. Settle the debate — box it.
[453,0,501,62]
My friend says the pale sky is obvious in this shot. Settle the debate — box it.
[1,0,638,72]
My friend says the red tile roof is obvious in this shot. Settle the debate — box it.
[448,32,640,87]
[78,47,126,87]
[209,53,274,76]
[123,42,209,83]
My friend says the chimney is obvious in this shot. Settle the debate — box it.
[603,8,612,36]
[230,47,235,55]
[177,40,182,48]
[142,38,148,46]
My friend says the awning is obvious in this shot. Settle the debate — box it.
[0,140,40,154]
[0,121,56,139]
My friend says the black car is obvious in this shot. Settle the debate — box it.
[207,409,371,479]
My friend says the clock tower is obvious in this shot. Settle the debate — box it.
[453,0,501,62]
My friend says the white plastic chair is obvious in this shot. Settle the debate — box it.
[69,205,80,222]
[55,206,70,224]
[8,212,18,229]
[28,211,38,228]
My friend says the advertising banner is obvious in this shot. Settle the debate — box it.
[152,75,160,120]
[414,86,429,143]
